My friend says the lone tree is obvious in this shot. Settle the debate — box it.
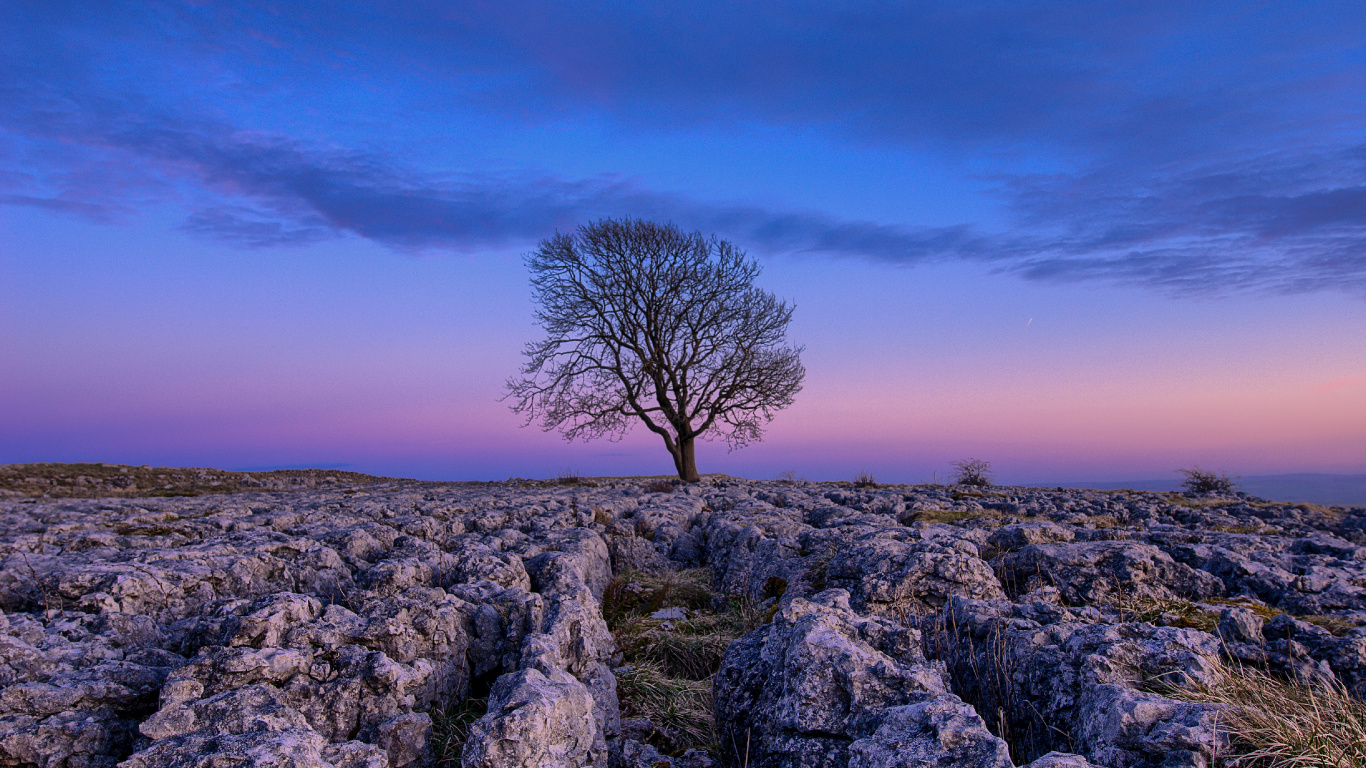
[505,218,805,482]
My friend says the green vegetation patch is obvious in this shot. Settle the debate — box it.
[1162,493,1239,510]
[913,507,1003,524]
[1207,597,1284,622]
[0,462,399,499]
[604,568,769,756]
[1210,524,1268,535]
[1300,614,1365,636]
[1109,594,1220,632]
[430,696,487,768]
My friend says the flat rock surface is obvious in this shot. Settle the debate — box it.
[1,469,1364,768]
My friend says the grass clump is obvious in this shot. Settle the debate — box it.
[554,468,598,486]
[430,697,487,767]
[1300,615,1365,636]
[1109,594,1219,632]
[603,568,770,756]
[951,459,993,487]
[1178,467,1238,494]
[615,662,715,748]
[1208,598,1284,621]
[1165,659,1366,768]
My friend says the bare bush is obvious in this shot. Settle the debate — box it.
[853,471,878,488]
[951,459,993,487]
[1178,467,1238,494]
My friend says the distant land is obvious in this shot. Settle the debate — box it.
[4,463,1364,508]
[1060,473,1366,508]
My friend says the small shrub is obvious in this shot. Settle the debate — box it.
[776,470,804,483]
[1178,467,1237,494]
[951,459,993,487]
[853,471,878,488]
[1164,659,1366,768]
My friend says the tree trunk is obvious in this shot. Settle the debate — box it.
[678,435,699,483]
[667,440,685,479]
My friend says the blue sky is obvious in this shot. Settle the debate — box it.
[3,1,1365,483]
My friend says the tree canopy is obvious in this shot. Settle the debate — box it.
[505,218,805,482]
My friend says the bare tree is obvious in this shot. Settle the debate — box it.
[505,218,805,482]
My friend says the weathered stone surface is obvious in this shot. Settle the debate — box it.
[713,589,1009,768]
[0,473,1362,768]
[462,667,603,768]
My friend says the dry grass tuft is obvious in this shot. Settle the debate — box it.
[1165,659,1366,768]
[853,471,878,488]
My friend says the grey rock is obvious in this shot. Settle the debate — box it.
[1217,607,1263,644]
[3,476,1364,768]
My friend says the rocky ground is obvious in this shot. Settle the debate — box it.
[2,467,1365,768]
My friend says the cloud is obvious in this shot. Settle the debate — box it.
[3,90,1365,296]
[3,1,1366,297]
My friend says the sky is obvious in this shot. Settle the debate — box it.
[2,1,1365,485]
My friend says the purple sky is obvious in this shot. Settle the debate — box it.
[3,1,1365,483]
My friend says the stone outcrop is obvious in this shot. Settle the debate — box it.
[0,471,1362,768]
